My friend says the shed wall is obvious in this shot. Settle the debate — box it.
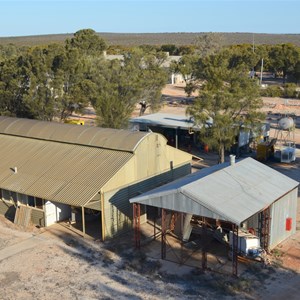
[0,199,45,227]
[269,188,298,249]
[244,214,259,234]
[0,199,15,220]
[31,207,45,227]
[103,164,191,239]
[103,134,191,193]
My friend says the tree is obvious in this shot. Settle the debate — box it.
[66,29,107,56]
[8,42,92,121]
[269,44,300,83]
[170,33,225,97]
[187,53,264,163]
[160,44,178,55]
[294,61,300,84]
[90,49,168,128]
[193,33,224,58]
[170,54,198,85]
[0,55,33,118]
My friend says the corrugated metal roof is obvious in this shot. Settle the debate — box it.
[130,113,212,130]
[130,157,299,225]
[0,116,149,152]
[0,134,133,207]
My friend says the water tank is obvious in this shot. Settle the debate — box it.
[278,117,294,130]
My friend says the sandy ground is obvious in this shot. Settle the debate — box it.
[0,216,245,300]
[1,212,299,300]
[1,83,300,299]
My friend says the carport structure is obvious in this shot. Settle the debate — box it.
[0,116,192,240]
[130,113,205,149]
[130,157,299,276]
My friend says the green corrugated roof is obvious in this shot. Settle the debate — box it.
[0,117,151,207]
[0,116,150,152]
[0,134,133,206]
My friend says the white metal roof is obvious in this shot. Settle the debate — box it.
[130,113,210,130]
[130,157,299,225]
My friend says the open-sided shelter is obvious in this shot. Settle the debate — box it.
[130,157,299,274]
[0,116,192,240]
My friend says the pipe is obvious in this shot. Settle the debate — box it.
[230,155,236,165]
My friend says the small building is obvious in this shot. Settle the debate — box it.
[130,157,299,274]
[103,51,183,85]
[0,116,192,240]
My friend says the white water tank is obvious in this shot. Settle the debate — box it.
[278,117,294,130]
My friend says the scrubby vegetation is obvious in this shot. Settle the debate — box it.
[1,32,300,47]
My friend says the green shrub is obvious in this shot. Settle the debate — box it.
[283,83,298,98]
[260,85,283,97]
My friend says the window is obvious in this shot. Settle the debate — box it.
[28,196,35,207]
[18,193,28,205]
[1,189,16,202]
[35,198,43,209]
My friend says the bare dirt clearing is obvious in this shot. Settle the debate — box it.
[0,216,245,300]
[1,210,300,299]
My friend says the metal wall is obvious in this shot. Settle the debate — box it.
[269,188,298,249]
[103,164,191,239]
[238,187,298,249]
[30,207,45,227]
[244,213,259,234]
[0,199,15,220]
[0,199,45,227]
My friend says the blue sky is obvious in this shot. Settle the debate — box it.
[0,0,299,37]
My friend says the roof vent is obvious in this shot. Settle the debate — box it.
[13,167,18,174]
[230,155,236,165]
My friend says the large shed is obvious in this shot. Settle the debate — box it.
[0,116,192,240]
[130,157,299,270]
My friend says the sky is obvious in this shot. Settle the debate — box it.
[0,0,299,37]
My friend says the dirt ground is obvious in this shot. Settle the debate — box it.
[1,84,300,299]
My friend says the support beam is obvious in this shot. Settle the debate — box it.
[82,206,86,238]
[182,213,193,242]
[232,224,238,277]
[100,191,105,241]
[180,212,184,264]
[133,203,141,249]
[202,217,207,270]
[259,206,271,253]
[154,210,156,240]
[161,208,166,259]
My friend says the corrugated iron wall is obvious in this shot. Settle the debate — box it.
[31,207,45,227]
[269,188,298,249]
[0,199,45,227]
[0,199,16,221]
[103,164,191,239]
[244,213,259,234]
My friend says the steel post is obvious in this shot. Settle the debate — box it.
[161,208,166,259]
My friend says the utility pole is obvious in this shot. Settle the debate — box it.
[260,58,264,85]
[251,33,255,76]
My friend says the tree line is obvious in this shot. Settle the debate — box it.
[1,30,300,163]
[0,29,168,128]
